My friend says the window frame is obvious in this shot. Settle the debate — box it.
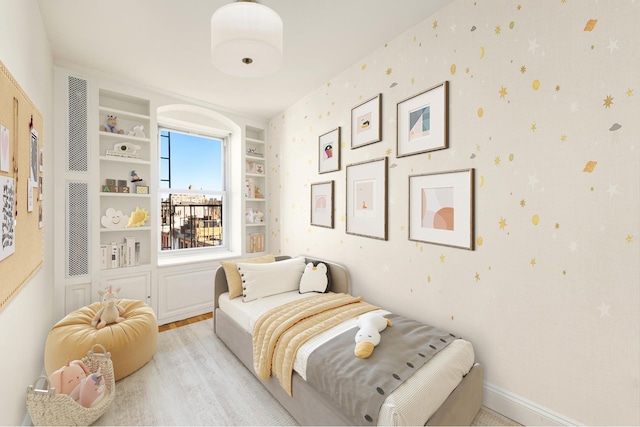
[156,124,230,261]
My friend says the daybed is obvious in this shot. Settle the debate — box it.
[213,255,483,426]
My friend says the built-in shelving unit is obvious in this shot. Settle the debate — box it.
[244,125,267,254]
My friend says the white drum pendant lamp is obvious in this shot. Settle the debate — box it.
[211,0,283,78]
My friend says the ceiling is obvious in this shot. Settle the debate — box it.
[37,0,452,120]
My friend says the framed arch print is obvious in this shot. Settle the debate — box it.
[318,127,340,174]
[397,81,448,157]
[408,168,474,250]
[310,181,334,228]
[351,94,381,149]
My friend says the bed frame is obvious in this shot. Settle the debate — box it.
[213,256,483,426]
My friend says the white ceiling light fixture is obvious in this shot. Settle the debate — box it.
[210,0,283,78]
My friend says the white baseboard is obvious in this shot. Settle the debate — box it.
[483,382,583,426]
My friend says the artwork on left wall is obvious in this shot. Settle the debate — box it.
[0,60,45,312]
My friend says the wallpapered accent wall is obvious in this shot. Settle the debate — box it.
[267,1,639,425]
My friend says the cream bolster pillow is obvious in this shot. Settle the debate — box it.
[238,256,306,302]
[220,253,276,299]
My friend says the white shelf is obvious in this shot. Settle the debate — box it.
[98,131,150,144]
[246,223,266,227]
[100,192,150,198]
[246,137,265,145]
[99,155,150,165]
[100,226,151,233]
[98,106,150,121]
[245,173,265,178]
[246,198,266,202]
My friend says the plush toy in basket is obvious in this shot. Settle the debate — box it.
[26,344,115,426]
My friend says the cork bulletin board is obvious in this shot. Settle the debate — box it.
[0,60,44,312]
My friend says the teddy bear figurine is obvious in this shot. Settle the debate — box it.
[100,115,124,134]
[91,285,125,329]
[354,312,393,358]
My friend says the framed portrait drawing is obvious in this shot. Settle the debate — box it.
[408,168,474,250]
[351,94,382,149]
[346,157,388,240]
[397,81,448,158]
[310,181,334,228]
[318,127,340,174]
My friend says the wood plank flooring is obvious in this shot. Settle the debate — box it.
[158,312,213,332]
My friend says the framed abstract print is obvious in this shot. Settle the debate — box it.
[408,168,474,250]
[397,81,448,157]
[351,94,381,149]
[318,127,340,174]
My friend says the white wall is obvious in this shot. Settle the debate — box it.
[268,1,640,425]
[0,0,54,425]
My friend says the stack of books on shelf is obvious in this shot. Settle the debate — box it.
[100,236,140,269]
[247,232,265,253]
[105,149,141,160]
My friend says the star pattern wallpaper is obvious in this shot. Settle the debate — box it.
[266,1,639,425]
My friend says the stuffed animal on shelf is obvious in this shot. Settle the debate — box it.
[127,124,146,138]
[100,115,124,134]
[91,285,125,329]
[49,359,91,399]
[354,312,392,359]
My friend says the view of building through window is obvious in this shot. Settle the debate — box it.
[159,129,225,251]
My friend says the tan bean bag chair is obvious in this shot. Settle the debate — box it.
[45,299,158,381]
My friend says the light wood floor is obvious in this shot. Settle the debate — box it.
[158,312,213,332]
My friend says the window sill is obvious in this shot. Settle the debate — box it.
[157,250,242,268]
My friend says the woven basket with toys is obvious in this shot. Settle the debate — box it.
[26,344,115,426]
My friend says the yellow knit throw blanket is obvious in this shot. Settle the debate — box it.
[252,293,378,396]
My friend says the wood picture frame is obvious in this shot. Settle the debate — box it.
[346,157,388,240]
[318,127,340,174]
[397,81,449,157]
[408,168,474,250]
[310,181,334,228]
[351,94,382,149]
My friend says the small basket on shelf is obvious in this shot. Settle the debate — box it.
[26,344,115,426]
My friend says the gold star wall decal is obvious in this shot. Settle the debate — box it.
[603,95,614,108]
[560,134,567,142]
[627,88,634,96]
[530,258,536,267]
[499,217,508,229]
[475,273,481,281]
[385,148,392,155]
[555,85,560,91]
[361,64,367,71]
[520,65,526,73]
[626,235,634,243]
[386,68,393,75]
[499,86,508,98]
[495,25,501,35]
[494,156,501,165]
[520,199,526,207]
[531,123,537,131]
[433,20,438,29]
[439,254,446,263]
